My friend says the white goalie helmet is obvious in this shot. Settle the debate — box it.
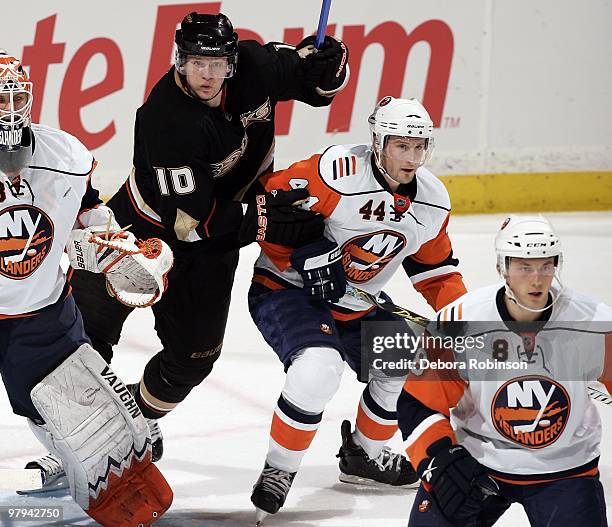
[495,215,563,275]
[0,50,34,177]
[368,96,435,167]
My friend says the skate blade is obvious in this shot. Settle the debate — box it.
[254,507,268,526]
[16,474,69,495]
[0,470,41,491]
[339,472,420,489]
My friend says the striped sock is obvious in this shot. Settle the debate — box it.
[133,381,177,419]
[354,383,399,459]
[266,394,323,473]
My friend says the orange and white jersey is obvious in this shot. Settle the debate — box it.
[0,123,95,315]
[253,144,466,317]
[400,283,612,482]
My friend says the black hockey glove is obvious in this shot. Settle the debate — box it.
[290,237,346,303]
[297,35,349,95]
[417,437,499,525]
[239,188,325,248]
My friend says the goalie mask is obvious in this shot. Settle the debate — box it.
[0,51,33,178]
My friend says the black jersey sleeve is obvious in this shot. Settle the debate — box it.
[79,177,103,212]
[133,107,243,243]
[239,41,333,107]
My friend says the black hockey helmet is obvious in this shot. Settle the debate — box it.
[176,12,238,56]
[174,13,239,78]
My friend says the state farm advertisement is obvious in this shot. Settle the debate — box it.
[5,0,611,195]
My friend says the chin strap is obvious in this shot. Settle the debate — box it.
[503,273,565,314]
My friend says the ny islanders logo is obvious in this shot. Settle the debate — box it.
[0,205,54,279]
[341,230,406,283]
[491,376,570,449]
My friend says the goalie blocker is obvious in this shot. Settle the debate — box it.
[67,226,173,308]
[30,344,173,526]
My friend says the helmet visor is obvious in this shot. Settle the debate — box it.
[381,136,433,165]
[176,55,236,79]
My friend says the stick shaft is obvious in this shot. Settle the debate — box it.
[315,0,332,49]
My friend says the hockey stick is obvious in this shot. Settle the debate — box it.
[315,0,332,49]
[346,286,430,327]
[346,286,612,407]
[588,385,612,406]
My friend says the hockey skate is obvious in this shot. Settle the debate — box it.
[18,416,163,495]
[251,462,296,525]
[16,454,69,495]
[128,383,164,462]
[337,420,419,488]
[146,417,164,462]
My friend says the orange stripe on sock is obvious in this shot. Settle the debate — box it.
[356,405,397,441]
[270,414,318,451]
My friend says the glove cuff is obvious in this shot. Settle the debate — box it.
[426,436,454,458]
[315,63,350,97]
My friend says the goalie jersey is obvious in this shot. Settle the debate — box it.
[398,284,612,483]
[0,123,98,315]
[253,144,466,317]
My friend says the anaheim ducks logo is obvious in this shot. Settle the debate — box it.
[210,100,271,179]
[491,376,570,449]
[341,230,406,283]
[0,205,54,279]
[239,98,272,128]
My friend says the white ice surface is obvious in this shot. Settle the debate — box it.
[1,212,611,526]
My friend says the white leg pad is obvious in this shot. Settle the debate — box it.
[283,347,345,413]
[30,344,150,510]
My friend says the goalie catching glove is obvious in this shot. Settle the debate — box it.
[67,227,173,308]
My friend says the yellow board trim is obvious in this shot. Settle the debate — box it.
[440,171,612,214]
[102,171,612,215]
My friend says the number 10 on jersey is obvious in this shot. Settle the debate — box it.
[155,167,196,195]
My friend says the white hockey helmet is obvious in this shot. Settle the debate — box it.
[0,50,33,177]
[368,96,435,166]
[495,215,563,275]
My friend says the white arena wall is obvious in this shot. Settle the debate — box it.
[5,0,612,211]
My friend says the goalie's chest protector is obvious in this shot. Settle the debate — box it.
[0,124,94,315]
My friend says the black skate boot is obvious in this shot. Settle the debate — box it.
[128,383,164,462]
[147,418,164,462]
[337,420,419,488]
[16,454,69,495]
[251,462,297,525]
